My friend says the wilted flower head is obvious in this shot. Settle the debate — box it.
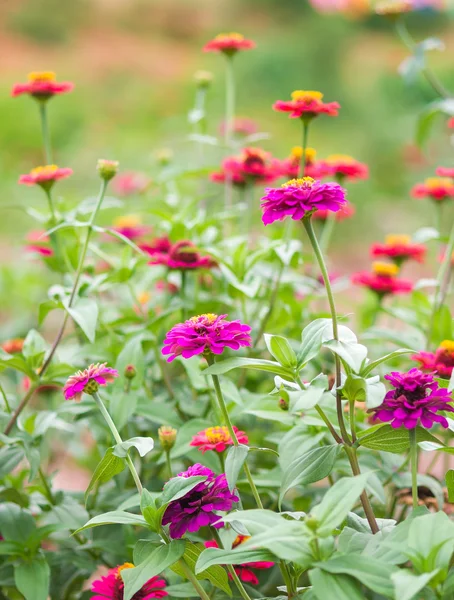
[90,562,167,599]
[162,464,239,538]
[112,171,150,197]
[412,340,454,379]
[370,234,426,265]
[190,426,248,453]
[1,338,24,354]
[64,363,118,401]
[158,426,178,451]
[371,368,454,429]
[25,230,53,257]
[273,90,340,120]
[203,32,256,56]
[411,177,454,202]
[97,159,119,181]
[12,71,74,100]
[19,165,73,189]
[146,239,215,271]
[112,215,150,241]
[323,154,369,182]
[211,147,280,187]
[312,202,355,222]
[351,261,413,296]
[162,313,252,362]
[261,177,347,225]
[205,537,274,585]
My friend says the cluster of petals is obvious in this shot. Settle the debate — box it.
[19,165,73,187]
[162,313,252,362]
[162,464,239,539]
[205,537,274,585]
[312,202,355,222]
[412,340,454,379]
[370,235,426,264]
[211,147,280,187]
[371,368,454,429]
[280,147,331,180]
[12,71,74,99]
[112,215,151,241]
[91,562,167,599]
[261,177,347,225]
[219,117,258,137]
[351,261,413,296]
[112,171,150,197]
[190,426,249,453]
[411,177,454,202]
[63,363,118,401]
[322,154,369,181]
[25,230,53,257]
[143,237,215,270]
[203,32,256,55]
[273,90,340,119]
[1,338,24,354]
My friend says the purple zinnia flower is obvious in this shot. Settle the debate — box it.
[162,464,239,539]
[371,368,454,429]
[64,362,118,401]
[162,313,252,362]
[260,177,346,225]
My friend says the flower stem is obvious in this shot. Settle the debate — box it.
[92,391,143,495]
[299,120,309,178]
[224,57,235,148]
[345,447,379,534]
[409,428,419,510]
[39,102,53,164]
[165,449,172,478]
[181,270,188,321]
[0,382,11,414]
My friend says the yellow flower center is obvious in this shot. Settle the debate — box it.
[113,215,141,229]
[30,165,59,176]
[291,90,323,103]
[138,291,151,305]
[326,154,354,164]
[205,426,231,444]
[372,261,399,277]
[385,234,411,246]
[282,177,315,188]
[440,340,454,352]
[425,177,452,189]
[215,32,244,41]
[28,71,56,82]
[116,562,134,578]
[291,146,316,162]
[190,313,218,323]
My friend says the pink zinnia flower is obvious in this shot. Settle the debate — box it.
[261,177,347,225]
[205,537,274,585]
[19,165,73,189]
[12,71,74,100]
[279,147,332,180]
[322,154,369,182]
[371,368,454,429]
[219,117,258,137]
[351,262,413,296]
[146,239,215,271]
[312,202,355,222]
[411,177,454,202]
[211,147,280,188]
[63,363,118,401]
[91,563,167,599]
[273,90,340,120]
[203,32,256,55]
[162,313,252,362]
[190,426,249,453]
[112,171,150,197]
[112,216,151,241]
[412,340,454,379]
[25,230,53,257]
[370,235,426,265]
[435,166,454,178]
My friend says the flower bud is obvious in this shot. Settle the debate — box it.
[158,426,177,451]
[97,159,119,181]
[124,364,137,380]
[194,70,213,89]
[155,149,173,167]
[305,515,319,532]
[278,397,289,411]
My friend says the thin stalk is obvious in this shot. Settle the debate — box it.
[299,120,309,178]
[0,382,11,413]
[4,385,37,435]
[223,56,235,214]
[39,102,53,164]
[44,187,57,224]
[181,270,188,321]
[154,346,175,400]
[296,375,342,443]
[38,467,56,504]
[346,447,379,534]
[409,428,419,510]
[165,450,172,478]
[227,566,253,600]
[349,399,357,443]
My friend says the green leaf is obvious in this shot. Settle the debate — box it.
[172,542,232,596]
[323,339,367,374]
[22,329,47,369]
[310,568,364,600]
[359,424,442,454]
[160,475,208,505]
[297,319,331,368]
[38,299,63,326]
[63,297,99,342]
[115,336,145,389]
[203,357,294,379]
[279,445,340,508]
[0,503,36,543]
[417,98,454,147]
[75,510,147,534]
[0,445,25,478]
[140,490,162,532]
[14,556,50,600]
[407,511,454,568]
[84,447,125,503]
[196,546,275,573]
[113,437,154,458]
[0,351,34,376]
[122,541,186,600]
[290,376,327,413]
[446,470,454,503]
[225,444,249,493]
[361,348,414,377]
[264,334,297,368]
[391,569,440,600]
[342,374,385,409]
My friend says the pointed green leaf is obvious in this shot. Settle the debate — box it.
[85,447,125,503]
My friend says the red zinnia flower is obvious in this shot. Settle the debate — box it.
[273,90,340,120]
[322,154,369,182]
[351,262,413,297]
[12,71,74,100]
[90,562,167,599]
[435,166,454,178]
[19,165,73,189]
[280,147,331,180]
[112,216,151,241]
[1,338,24,354]
[146,239,215,271]
[370,235,426,265]
[211,147,280,187]
[411,177,454,202]
[190,426,249,453]
[64,363,118,401]
[312,202,355,222]
[412,340,454,379]
[203,32,256,55]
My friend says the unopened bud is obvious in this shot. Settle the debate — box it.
[97,159,119,181]
[124,364,137,380]
[158,426,177,450]
[305,515,319,532]
[194,70,213,88]
[155,149,173,167]
[279,397,289,411]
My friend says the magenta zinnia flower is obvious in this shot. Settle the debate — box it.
[144,239,215,270]
[64,363,118,401]
[371,368,454,429]
[162,313,252,362]
[190,426,248,453]
[91,563,167,599]
[205,537,274,585]
[261,177,346,225]
[12,71,74,100]
[162,464,239,539]
[412,340,454,380]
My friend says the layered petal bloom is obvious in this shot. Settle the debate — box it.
[312,202,355,222]
[436,166,454,178]
[162,464,239,538]
[412,340,454,379]
[64,363,118,401]
[162,314,252,362]
[91,563,167,599]
[273,90,340,120]
[371,368,454,429]
[112,216,151,241]
[190,426,249,453]
[203,32,256,55]
[12,71,74,99]
[351,262,413,296]
[1,338,24,354]
[370,235,426,265]
[205,537,274,585]
[211,147,280,187]
[261,177,347,225]
[19,165,73,189]
[145,239,215,270]
[280,147,331,180]
[411,177,454,202]
[322,154,369,182]
[25,230,53,257]
[113,171,150,197]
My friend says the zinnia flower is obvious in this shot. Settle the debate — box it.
[12,71,74,100]
[219,117,258,137]
[312,202,355,221]
[1,338,24,354]
[322,154,369,182]
[203,32,256,55]
[162,314,252,362]
[91,562,167,599]
[18,165,73,189]
[190,426,249,453]
[162,464,239,539]
[112,216,151,241]
[112,171,150,197]
[370,235,426,265]
[205,537,274,585]
[371,368,454,429]
[25,230,53,257]
[351,261,413,296]
[273,90,340,120]
[146,239,215,270]
[261,177,347,225]
[411,177,454,202]
[211,147,280,187]
[435,166,454,178]
[412,340,454,379]
[64,363,118,401]
[280,147,331,180]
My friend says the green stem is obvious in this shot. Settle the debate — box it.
[39,102,53,164]
[44,187,57,224]
[226,565,253,600]
[345,447,379,534]
[4,385,37,435]
[92,391,143,494]
[253,263,285,348]
[299,120,309,178]
[296,375,342,444]
[0,382,11,413]
[165,450,172,478]
[349,399,357,443]
[224,57,235,148]
[181,270,188,321]
[409,428,419,510]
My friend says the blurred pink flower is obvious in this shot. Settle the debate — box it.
[64,363,118,401]
[12,71,73,99]
[112,171,150,197]
[273,90,340,120]
[204,32,256,55]
[19,165,73,189]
